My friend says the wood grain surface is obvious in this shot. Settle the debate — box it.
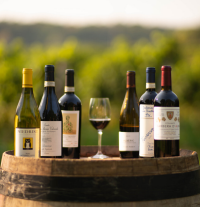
[1,148,199,177]
[0,147,199,204]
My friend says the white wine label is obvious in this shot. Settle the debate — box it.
[154,107,180,140]
[64,86,75,92]
[146,83,155,89]
[44,81,55,87]
[139,104,154,157]
[61,110,79,147]
[41,121,62,156]
[15,128,39,157]
[119,132,139,151]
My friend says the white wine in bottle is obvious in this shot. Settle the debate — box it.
[14,68,40,157]
[119,71,139,158]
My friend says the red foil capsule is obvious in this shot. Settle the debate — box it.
[161,65,171,87]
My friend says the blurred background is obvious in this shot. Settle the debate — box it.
[0,0,200,160]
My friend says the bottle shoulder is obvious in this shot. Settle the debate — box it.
[120,90,139,125]
[16,92,39,114]
[120,90,139,111]
[15,92,40,128]
[59,93,82,106]
[39,90,62,121]
[39,90,60,108]
[154,90,179,107]
[139,90,157,105]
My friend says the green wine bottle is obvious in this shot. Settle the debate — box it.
[119,71,139,158]
[14,68,40,157]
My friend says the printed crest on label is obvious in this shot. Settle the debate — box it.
[167,111,174,120]
[154,107,180,140]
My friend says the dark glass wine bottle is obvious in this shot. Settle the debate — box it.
[14,68,40,157]
[119,71,139,158]
[154,65,180,157]
[139,67,157,158]
[58,69,81,159]
[39,65,62,158]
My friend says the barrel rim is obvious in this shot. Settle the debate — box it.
[1,148,199,177]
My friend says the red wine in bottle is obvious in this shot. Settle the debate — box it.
[59,69,81,159]
[119,71,139,158]
[39,65,62,158]
[139,67,157,158]
[154,66,180,157]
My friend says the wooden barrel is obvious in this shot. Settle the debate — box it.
[0,147,200,207]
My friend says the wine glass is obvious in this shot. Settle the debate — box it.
[89,98,111,159]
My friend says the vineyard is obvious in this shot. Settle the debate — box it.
[0,25,200,159]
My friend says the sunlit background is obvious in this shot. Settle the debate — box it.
[0,0,200,160]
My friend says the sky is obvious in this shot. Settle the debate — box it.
[0,0,200,29]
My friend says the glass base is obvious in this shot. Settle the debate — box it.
[89,152,109,159]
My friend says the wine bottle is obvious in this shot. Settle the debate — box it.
[154,65,180,157]
[58,69,81,159]
[119,71,139,158]
[139,67,157,158]
[14,68,40,157]
[39,65,62,158]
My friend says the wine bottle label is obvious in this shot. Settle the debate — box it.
[64,86,75,92]
[119,132,139,151]
[61,110,79,147]
[154,107,180,140]
[44,81,55,87]
[15,128,39,157]
[41,121,62,156]
[146,83,155,89]
[139,104,154,157]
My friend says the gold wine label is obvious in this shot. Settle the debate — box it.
[64,86,75,92]
[146,83,155,89]
[22,68,33,88]
[44,81,55,87]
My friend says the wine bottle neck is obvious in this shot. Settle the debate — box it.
[146,67,156,91]
[65,92,74,94]
[22,68,33,88]
[44,86,56,93]
[161,86,172,91]
[44,65,56,94]
[22,87,34,95]
[126,73,135,88]
[64,86,75,93]
[161,70,171,88]
[146,88,156,92]
[126,87,136,93]
[65,69,74,93]
[146,82,155,90]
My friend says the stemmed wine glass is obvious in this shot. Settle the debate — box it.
[89,98,111,159]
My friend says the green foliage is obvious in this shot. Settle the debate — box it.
[0,22,170,45]
[0,27,199,160]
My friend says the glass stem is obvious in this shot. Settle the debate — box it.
[97,129,103,154]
